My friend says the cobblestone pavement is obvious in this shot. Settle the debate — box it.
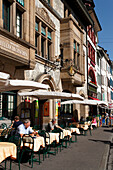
[0,127,113,170]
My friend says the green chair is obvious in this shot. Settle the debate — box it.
[33,125,40,130]
[1,123,7,129]
[8,134,22,170]
[0,129,8,142]
[38,130,48,161]
[20,134,41,168]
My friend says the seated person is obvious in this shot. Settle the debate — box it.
[79,116,85,124]
[17,119,39,138]
[92,117,97,128]
[12,116,23,129]
[10,116,23,136]
[48,118,63,132]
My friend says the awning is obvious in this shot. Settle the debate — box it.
[18,90,84,100]
[89,96,100,101]
[0,72,10,86]
[61,99,108,106]
[0,80,49,92]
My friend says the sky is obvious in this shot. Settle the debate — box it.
[94,0,113,60]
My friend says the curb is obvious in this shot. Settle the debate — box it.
[99,133,113,170]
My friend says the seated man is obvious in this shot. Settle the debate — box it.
[17,119,39,137]
[48,118,63,132]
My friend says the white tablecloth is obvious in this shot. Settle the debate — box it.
[0,142,17,163]
[22,136,45,152]
[46,133,59,144]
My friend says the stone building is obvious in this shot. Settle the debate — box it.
[0,0,35,119]
[59,0,93,121]
[84,0,102,116]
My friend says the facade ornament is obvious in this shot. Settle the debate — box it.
[35,7,55,28]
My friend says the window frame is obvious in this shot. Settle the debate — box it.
[16,9,22,38]
[2,0,10,32]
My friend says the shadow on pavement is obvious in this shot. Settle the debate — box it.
[103,129,113,133]
[88,139,111,145]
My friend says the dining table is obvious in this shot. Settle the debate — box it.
[46,132,60,145]
[0,142,17,163]
[22,136,45,152]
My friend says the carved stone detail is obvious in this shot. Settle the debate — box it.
[35,7,55,28]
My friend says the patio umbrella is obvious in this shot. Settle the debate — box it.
[18,90,84,100]
[0,80,49,92]
[61,99,108,106]
[0,72,10,86]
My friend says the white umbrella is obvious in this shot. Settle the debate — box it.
[0,80,49,92]
[61,99,108,106]
[0,72,10,86]
[18,90,84,100]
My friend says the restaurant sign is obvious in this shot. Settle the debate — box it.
[0,37,28,58]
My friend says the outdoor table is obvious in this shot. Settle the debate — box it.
[60,129,72,139]
[69,127,80,134]
[46,132,59,144]
[0,142,17,163]
[22,136,45,152]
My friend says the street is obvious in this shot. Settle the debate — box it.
[0,127,113,170]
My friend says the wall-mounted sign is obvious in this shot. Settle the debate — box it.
[44,102,49,117]
[0,36,28,57]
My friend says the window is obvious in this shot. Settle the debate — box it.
[73,41,76,66]
[41,26,46,36]
[16,0,24,7]
[48,41,51,60]
[48,30,51,40]
[35,21,38,32]
[35,18,53,60]
[77,43,80,69]
[97,53,99,66]
[0,92,17,120]
[2,0,10,31]
[41,37,45,57]
[16,9,22,37]
[97,73,101,85]
[35,34,38,54]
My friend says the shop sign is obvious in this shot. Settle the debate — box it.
[44,102,49,117]
[35,100,39,118]
[109,103,113,109]
[0,38,28,57]
[55,102,58,119]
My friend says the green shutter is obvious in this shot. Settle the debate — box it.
[17,0,24,7]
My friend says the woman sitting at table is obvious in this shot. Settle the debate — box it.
[17,119,39,137]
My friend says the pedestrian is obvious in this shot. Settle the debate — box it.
[105,112,109,126]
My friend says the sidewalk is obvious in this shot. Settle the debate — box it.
[1,127,113,170]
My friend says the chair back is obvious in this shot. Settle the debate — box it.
[1,123,7,129]
[8,134,21,147]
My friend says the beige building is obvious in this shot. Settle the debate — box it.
[60,0,93,121]
[0,0,35,120]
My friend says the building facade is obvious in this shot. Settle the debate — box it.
[0,0,36,119]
